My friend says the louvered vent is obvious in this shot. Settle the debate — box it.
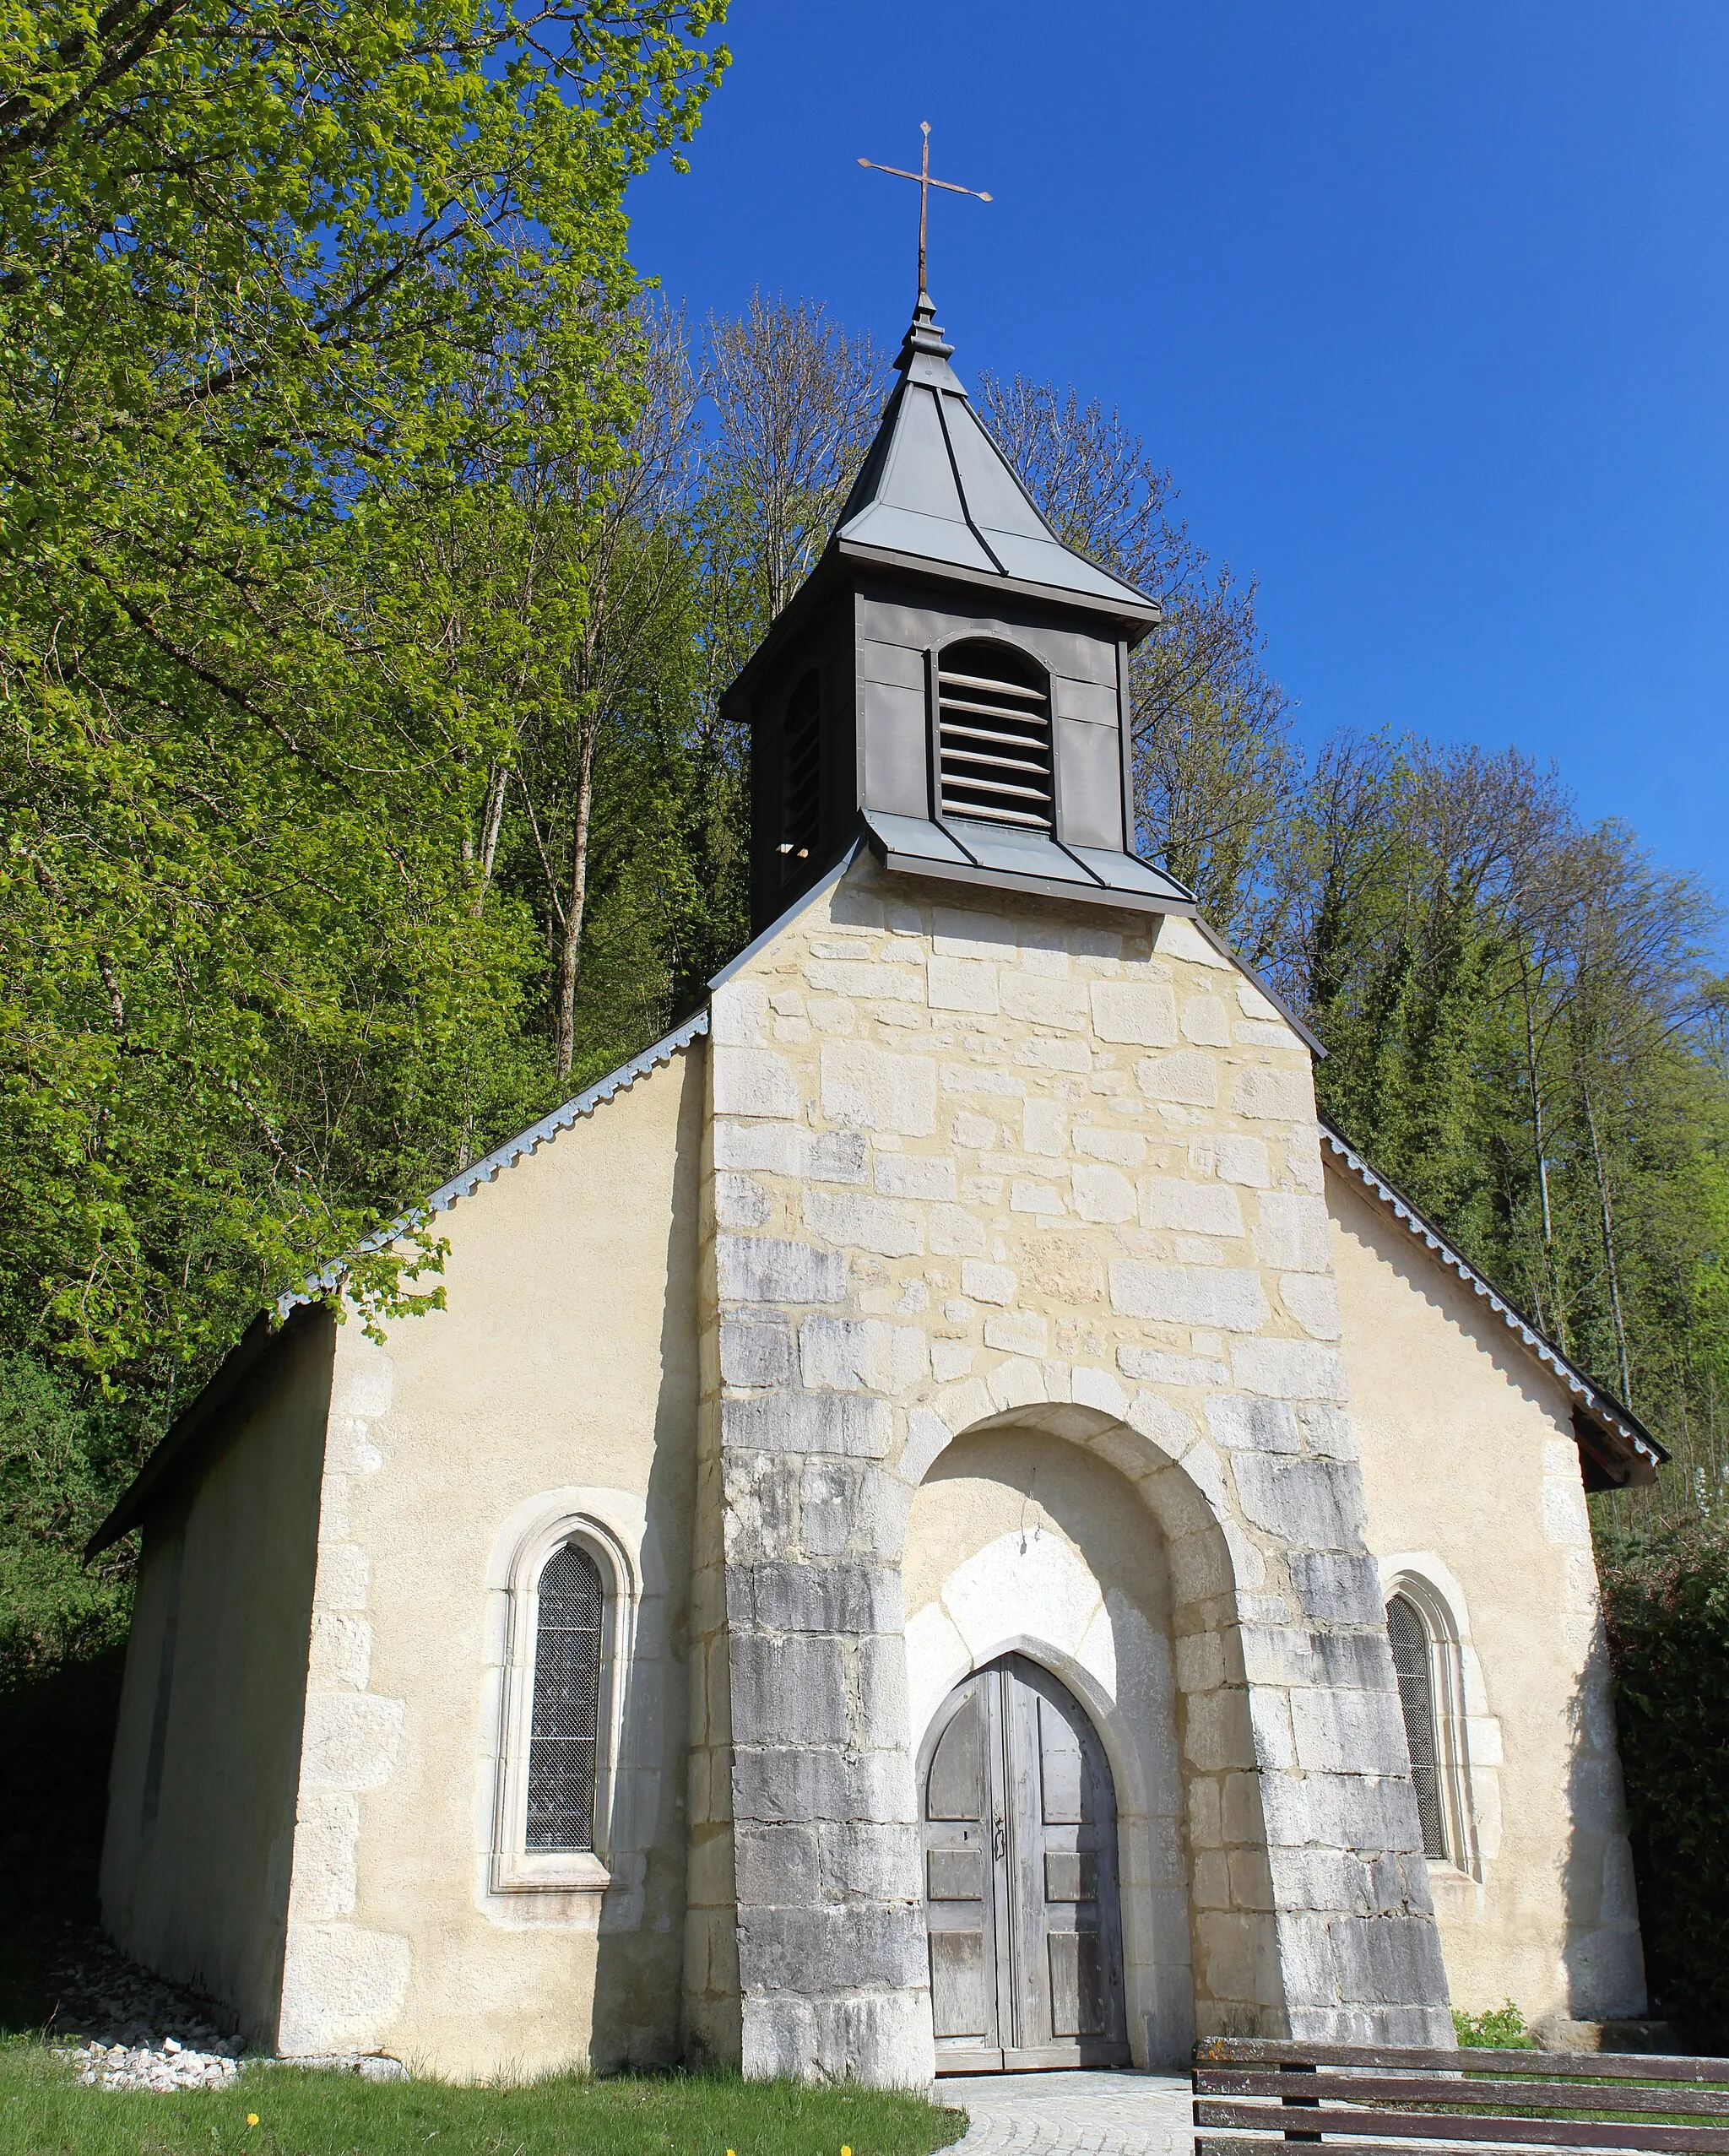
[937,641,1052,830]
[526,1543,603,1852]
[779,669,821,879]
[1387,1593,1448,1861]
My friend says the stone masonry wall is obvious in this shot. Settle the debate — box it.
[683,851,1453,2084]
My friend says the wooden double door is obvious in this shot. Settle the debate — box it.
[921,1655,1129,2073]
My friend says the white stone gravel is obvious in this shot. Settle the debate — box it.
[69,2037,242,2092]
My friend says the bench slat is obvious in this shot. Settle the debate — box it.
[1194,2073,1729,2119]
[1195,2045,1724,2086]
[1193,2099,1729,2153]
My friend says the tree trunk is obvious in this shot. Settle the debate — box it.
[552,721,599,1081]
[1580,1075,1634,1404]
[471,764,509,918]
[1517,955,1559,1340]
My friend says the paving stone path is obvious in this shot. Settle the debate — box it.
[941,2070,1193,2155]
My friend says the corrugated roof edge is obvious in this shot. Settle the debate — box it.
[1320,1120,1665,1480]
[83,1010,713,1557]
[277,1006,712,1319]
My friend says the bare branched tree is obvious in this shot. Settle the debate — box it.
[976,372,1295,940]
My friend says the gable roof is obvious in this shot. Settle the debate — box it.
[85,1009,711,1557]
[831,295,1161,624]
[1321,1121,1663,1487]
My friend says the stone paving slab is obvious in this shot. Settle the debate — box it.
[940,2069,1193,2156]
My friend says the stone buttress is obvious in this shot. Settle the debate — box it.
[681,850,1453,2083]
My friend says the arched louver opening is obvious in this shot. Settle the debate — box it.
[937,640,1053,831]
[1387,1592,1448,1861]
[526,1542,604,1851]
[779,669,821,879]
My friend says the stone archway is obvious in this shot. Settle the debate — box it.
[900,1406,1263,2070]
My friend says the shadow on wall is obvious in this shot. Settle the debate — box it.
[1560,1602,1648,2031]
[589,1059,705,2072]
[0,1643,127,2031]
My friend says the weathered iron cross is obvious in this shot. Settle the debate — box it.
[858,122,992,296]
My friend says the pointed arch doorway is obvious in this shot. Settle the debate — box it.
[921,1654,1130,2072]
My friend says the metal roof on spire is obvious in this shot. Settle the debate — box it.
[831,290,1160,620]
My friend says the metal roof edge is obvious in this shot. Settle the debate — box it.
[279,1005,713,1318]
[709,842,864,994]
[84,1303,333,1559]
[1187,918,1328,1059]
[86,1013,714,1555]
[1319,1122,1665,1481]
[832,538,1163,631]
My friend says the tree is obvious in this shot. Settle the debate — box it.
[975,373,1295,940]
[0,0,729,1383]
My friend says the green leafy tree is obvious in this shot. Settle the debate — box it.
[0,0,728,1385]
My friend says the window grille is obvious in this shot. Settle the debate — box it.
[936,641,1053,831]
[1387,1592,1448,1860]
[525,1542,604,1852]
[779,669,821,876]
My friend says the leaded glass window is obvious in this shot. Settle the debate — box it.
[525,1543,604,1852]
[1387,1591,1448,1861]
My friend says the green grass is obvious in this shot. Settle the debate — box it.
[0,2038,970,2156]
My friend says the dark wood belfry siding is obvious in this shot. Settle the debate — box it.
[745,569,1140,933]
[854,581,1131,859]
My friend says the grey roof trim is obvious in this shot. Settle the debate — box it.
[708,842,864,993]
[1320,1123,1665,1480]
[834,538,1160,628]
[86,1303,333,1558]
[1188,917,1328,1059]
[863,813,1196,918]
[89,1014,713,1554]
[279,1006,712,1316]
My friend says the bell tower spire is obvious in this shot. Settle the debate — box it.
[722,160,1196,935]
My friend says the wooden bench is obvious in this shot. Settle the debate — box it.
[1194,2039,1729,2156]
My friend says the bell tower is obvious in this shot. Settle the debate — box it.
[722,294,1196,934]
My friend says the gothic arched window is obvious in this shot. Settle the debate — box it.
[936,639,1053,832]
[1388,1590,1450,1861]
[780,669,821,879]
[491,1513,634,1894]
[526,1542,604,1852]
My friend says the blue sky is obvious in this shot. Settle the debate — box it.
[626,1,1727,922]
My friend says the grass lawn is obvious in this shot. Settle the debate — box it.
[0,2038,971,2156]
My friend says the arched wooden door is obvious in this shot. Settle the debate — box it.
[921,1654,1129,2073]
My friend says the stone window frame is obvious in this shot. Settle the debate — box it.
[1384,1566,1481,1883]
[491,1508,637,1894]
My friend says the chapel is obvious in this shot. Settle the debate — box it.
[89,286,1661,2088]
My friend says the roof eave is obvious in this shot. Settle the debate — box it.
[85,1302,331,1559]
[834,537,1163,633]
[1320,1124,1665,1487]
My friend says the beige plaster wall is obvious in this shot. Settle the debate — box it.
[1328,1162,1645,2025]
[902,1426,1194,2064]
[276,1044,705,2082]
[101,1310,334,2040]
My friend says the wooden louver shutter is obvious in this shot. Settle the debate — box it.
[937,642,1053,831]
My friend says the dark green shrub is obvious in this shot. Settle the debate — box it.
[1598,1522,1729,2054]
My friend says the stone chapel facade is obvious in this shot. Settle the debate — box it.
[91,295,1660,2087]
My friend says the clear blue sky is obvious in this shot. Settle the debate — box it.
[626,1,1728,921]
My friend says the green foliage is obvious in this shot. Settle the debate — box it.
[0,2045,967,2156]
[1450,2001,1536,2049]
[0,1355,140,1682]
[1,0,728,1386]
[1598,1524,1729,2050]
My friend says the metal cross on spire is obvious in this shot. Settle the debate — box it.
[858,122,991,298]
